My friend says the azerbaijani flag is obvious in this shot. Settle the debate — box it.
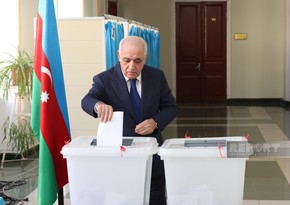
[31,0,71,204]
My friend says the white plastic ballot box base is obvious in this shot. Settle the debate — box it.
[158,137,248,205]
[61,136,158,205]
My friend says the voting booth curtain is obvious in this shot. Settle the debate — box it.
[105,19,160,70]
[105,21,124,69]
[129,26,160,68]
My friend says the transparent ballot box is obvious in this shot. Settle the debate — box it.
[61,136,158,205]
[158,137,249,205]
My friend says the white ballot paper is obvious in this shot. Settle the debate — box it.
[96,111,123,147]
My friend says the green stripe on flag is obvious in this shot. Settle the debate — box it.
[31,72,41,141]
[38,133,58,205]
[31,73,59,205]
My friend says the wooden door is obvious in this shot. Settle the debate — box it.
[176,2,227,103]
[108,1,117,16]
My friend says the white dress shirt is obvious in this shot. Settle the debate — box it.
[123,75,142,98]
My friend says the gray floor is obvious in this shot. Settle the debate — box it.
[0,155,38,204]
[1,105,290,205]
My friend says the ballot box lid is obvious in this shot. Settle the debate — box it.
[158,136,248,158]
[61,136,159,158]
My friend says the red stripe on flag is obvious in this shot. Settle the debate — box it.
[40,83,70,188]
[34,13,43,80]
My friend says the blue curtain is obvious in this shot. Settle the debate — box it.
[0,197,4,205]
[153,31,160,68]
[129,26,160,68]
[105,21,124,69]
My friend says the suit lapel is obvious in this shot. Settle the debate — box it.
[140,67,154,120]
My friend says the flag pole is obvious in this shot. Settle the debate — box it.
[58,188,64,205]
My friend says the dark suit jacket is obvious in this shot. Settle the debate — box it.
[81,63,178,145]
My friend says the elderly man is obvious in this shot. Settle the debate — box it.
[82,36,177,205]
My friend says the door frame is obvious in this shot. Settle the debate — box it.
[171,0,231,99]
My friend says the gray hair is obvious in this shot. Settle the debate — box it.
[118,36,148,54]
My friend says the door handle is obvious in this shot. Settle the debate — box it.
[195,63,200,71]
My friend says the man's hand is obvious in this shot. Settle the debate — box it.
[135,119,157,135]
[95,102,113,123]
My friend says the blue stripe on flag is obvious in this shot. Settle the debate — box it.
[38,0,71,134]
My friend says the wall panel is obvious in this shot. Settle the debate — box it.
[57,17,105,139]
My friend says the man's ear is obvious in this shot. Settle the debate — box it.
[117,51,121,60]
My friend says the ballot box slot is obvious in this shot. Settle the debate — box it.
[184,139,226,148]
[90,138,134,146]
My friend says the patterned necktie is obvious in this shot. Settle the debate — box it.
[130,79,141,120]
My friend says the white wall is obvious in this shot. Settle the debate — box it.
[286,0,290,101]
[57,18,106,139]
[19,0,38,55]
[230,0,285,98]
[0,0,20,152]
